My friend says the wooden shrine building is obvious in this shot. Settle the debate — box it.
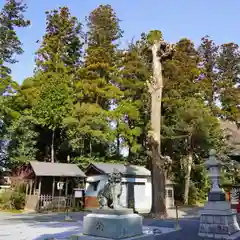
[24,161,86,212]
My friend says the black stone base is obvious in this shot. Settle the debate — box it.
[208,191,226,201]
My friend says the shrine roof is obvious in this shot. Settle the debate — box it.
[30,161,86,177]
[85,162,151,177]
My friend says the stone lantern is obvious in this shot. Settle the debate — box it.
[204,149,226,201]
[198,149,240,239]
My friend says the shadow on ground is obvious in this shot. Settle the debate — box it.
[3,211,85,223]
[33,227,83,240]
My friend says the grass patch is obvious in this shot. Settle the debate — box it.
[0,208,23,214]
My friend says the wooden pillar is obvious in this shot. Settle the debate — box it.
[38,177,42,196]
[65,178,69,197]
[52,177,55,197]
[33,178,37,195]
[25,182,29,196]
[29,180,33,195]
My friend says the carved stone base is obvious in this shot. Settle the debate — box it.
[92,208,134,215]
[77,233,154,240]
[198,201,240,239]
[82,212,153,239]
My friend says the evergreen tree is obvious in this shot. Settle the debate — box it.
[70,5,123,164]
[7,7,83,164]
[35,6,83,73]
[164,38,201,99]
[115,39,150,164]
[0,0,30,95]
[198,36,219,115]
[32,7,83,162]
[163,38,224,204]
[217,43,240,125]
[0,0,30,167]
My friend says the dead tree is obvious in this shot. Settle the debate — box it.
[147,40,174,217]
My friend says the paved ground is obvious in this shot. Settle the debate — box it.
[0,206,239,239]
[0,211,201,240]
[1,207,240,240]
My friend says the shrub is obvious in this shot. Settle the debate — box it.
[0,190,12,209]
[0,184,26,210]
[10,191,25,210]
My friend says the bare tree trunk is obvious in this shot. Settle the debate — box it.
[51,130,55,163]
[183,152,193,205]
[148,42,166,217]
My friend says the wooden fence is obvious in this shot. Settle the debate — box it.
[38,195,75,211]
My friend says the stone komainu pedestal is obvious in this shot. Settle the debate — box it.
[78,209,154,239]
[198,150,240,239]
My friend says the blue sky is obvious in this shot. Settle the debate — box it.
[1,0,239,84]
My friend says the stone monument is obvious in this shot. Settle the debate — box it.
[198,149,240,239]
[80,168,154,239]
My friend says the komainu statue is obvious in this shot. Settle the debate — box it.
[97,168,123,209]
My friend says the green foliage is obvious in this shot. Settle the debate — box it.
[70,4,123,160]
[0,190,12,209]
[198,36,219,114]
[33,73,73,130]
[162,38,225,203]
[217,43,240,123]
[10,185,26,210]
[6,115,38,168]
[147,30,163,44]
[0,184,26,210]
[0,0,30,95]
[35,6,83,72]
[114,40,150,164]
[163,98,222,203]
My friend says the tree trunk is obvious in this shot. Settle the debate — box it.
[116,122,121,156]
[148,42,167,217]
[183,152,193,205]
[51,130,55,163]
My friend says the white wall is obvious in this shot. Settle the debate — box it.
[85,175,107,197]
[85,176,175,211]
[136,177,152,213]
[85,175,152,213]
[166,187,175,208]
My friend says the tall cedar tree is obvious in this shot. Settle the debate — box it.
[163,38,201,100]
[35,7,83,73]
[31,7,83,162]
[163,38,201,205]
[0,0,30,95]
[116,40,150,164]
[71,5,123,162]
[198,36,219,115]
[163,39,223,204]
[217,43,240,125]
[0,0,30,167]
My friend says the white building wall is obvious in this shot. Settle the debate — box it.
[85,175,152,213]
[166,187,175,208]
[85,175,174,212]
[85,175,107,197]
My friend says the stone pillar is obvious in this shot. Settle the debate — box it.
[198,149,240,239]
